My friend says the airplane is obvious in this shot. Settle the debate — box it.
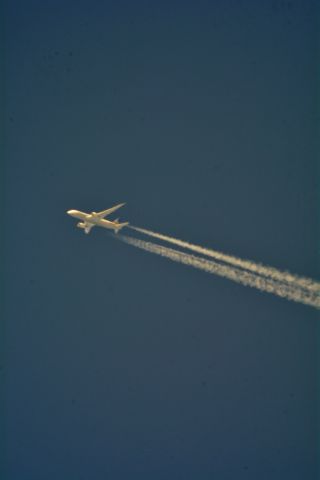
[67,203,129,234]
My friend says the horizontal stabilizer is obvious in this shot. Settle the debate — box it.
[115,222,129,233]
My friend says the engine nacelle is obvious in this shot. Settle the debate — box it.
[77,222,86,229]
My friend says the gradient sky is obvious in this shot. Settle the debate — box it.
[3,1,319,479]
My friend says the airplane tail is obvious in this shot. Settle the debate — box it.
[115,222,129,234]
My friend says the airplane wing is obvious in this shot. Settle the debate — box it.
[93,203,126,219]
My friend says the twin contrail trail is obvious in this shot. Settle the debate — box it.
[114,227,320,309]
[130,226,319,293]
[117,235,319,309]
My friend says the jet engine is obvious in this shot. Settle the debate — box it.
[77,222,86,229]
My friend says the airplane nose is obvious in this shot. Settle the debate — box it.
[67,210,76,216]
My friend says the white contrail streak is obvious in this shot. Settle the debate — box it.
[130,226,320,295]
[117,235,320,309]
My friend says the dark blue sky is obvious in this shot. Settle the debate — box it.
[3,1,319,479]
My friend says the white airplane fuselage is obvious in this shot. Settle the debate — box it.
[67,205,129,234]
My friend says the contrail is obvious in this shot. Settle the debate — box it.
[116,234,320,309]
[130,226,320,295]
